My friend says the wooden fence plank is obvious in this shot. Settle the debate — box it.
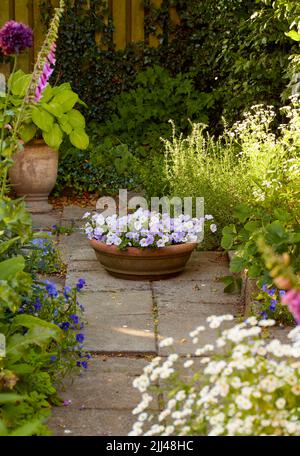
[131,0,144,42]
[14,0,30,72]
[149,0,162,48]
[113,0,127,49]
[0,0,12,76]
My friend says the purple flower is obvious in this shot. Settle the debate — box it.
[279,290,286,297]
[50,355,57,362]
[35,42,56,102]
[0,20,33,55]
[44,280,58,298]
[64,286,71,300]
[269,299,277,312]
[260,311,268,319]
[77,361,88,369]
[34,298,42,311]
[76,333,85,343]
[60,322,70,331]
[71,314,79,325]
[76,278,86,292]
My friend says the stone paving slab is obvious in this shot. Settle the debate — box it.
[55,358,150,410]
[48,408,136,436]
[31,211,61,230]
[67,269,152,292]
[58,231,88,263]
[61,205,94,221]
[152,280,241,307]
[180,251,232,281]
[158,314,236,356]
[84,314,156,353]
[80,291,153,316]
[68,260,101,272]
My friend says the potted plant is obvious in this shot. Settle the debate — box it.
[0,0,89,212]
[8,73,89,212]
[83,208,216,280]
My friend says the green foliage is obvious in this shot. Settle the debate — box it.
[54,133,140,196]
[40,0,298,129]
[0,197,88,434]
[102,66,214,154]
[7,74,89,151]
[162,123,250,249]
[223,208,300,284]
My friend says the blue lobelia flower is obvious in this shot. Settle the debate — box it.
[34,298,42,311]
[64,286,71,300]
[60,322,70,330]
[76,278,86,292]
[70,314,79,325]
[44,280,58,298]
[50,355,57,362]
[279,290,286,297]
[76,333,85,343]
[269,299,277,312]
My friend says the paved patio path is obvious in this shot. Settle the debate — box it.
[32,206,243,436]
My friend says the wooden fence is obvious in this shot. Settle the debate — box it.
[0,0,179,74]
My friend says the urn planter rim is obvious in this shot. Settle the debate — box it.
[89,239,198,257]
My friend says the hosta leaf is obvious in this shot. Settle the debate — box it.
[19,123,37,143]
[68,109,85,129]
[31,107,54,132]
[69,129,89,150]
[42,123,63,150]
[0,256,25,281]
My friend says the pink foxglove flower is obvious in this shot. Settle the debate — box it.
[281,289,300,323]
[35,43,56,102]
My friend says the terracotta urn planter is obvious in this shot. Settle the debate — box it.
[90,240,197,280]
[9,140,58,213]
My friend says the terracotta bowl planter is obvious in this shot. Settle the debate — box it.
[9,140,58,213]
[90,240,197,280]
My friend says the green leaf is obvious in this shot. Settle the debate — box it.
[42,123,63,150]
[9,71,32,97]
[265,221,287,244]
[221,275,242,294]
[52,90,79,112]
[285,30,300,42]
[234,204,252,223]
[68,109,86,129]
[10,419,43,436]
[52,82,72,96]
[0,393,25,403]
[230,255,247,273]
[244,221,259,233]
[42,101,64,119]
[248,264,261,278]
[221,233,234,250]
[0,237,20,254]
[13,314,61,333]
[19,123,37,143]
[0,256,25,281]
[69,129,89,150]
[40,84,53,103]
[31,107,54,132]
